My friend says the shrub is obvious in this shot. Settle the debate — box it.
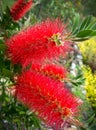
[78,37,96,71]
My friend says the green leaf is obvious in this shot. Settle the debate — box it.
[73,37,89,41]
[76,30,93,38]
[89,30,96,36]
[2,68,11,77]
[72,13,80,33]
[86,21,96,30]
[86,114,95,124]
[0,44,6,50]
[19,111,26,115]
[79,16,92,30]
[31,115,41,128]
[70,15,96,41]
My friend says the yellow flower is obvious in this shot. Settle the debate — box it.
[78,37,96,70]
[83,65,96,109]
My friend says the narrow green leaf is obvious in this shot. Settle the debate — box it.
[86,114,95,124]
[89,30,96,36]
[79,16,92,30]
[72,13,80,32]
[92,23,96,30]
[86,21,96,30]
[73,37,89,42]
[76,30,93,38]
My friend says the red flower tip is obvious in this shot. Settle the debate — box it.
[6,19,72,67]
[14,70,82,129]
[10,0,33,21]
[31,63,68,81]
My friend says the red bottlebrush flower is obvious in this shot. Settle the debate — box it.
[14,70,82,129]
[31,63,68,81]
[10,0,33,21]
[6,19,72,67]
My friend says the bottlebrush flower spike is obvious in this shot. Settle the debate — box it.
[10,0,33,21]
[6,19,72,67]
[31,63,68,81]
[14,70,82,129]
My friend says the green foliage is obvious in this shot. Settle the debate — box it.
[69,15,96,41]
[0,76,41,130]
[81,106,96,130]
[32,0,78,22]
[0,2,41,129]
[69,66,85,99]
[0,0,15,11]
[81,0,96,17]
[69,66,96,130]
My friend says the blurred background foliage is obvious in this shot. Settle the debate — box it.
[1,0,96,21]
[0,0,96,130]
